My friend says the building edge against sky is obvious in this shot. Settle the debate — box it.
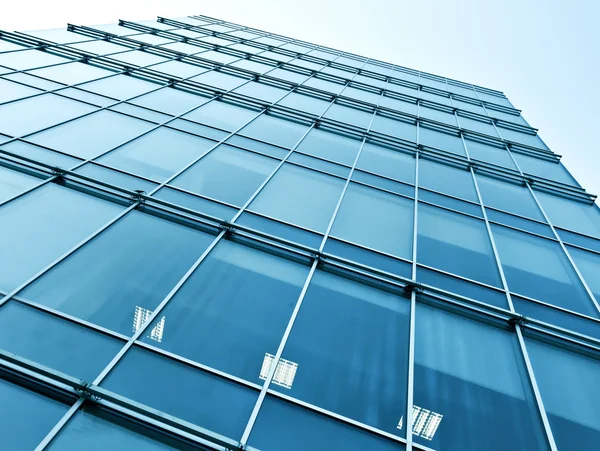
[0,12,598,451]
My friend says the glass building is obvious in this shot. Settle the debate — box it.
[0,13,598,451]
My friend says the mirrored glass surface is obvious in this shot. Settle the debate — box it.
[419,158,478,202]
[356,142,415,184]
[476,175,544,221]
[295,128,362,166]
[535,191,600,239]
[0,165,41,203]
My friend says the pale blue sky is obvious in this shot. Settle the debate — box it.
[3,0,599,198]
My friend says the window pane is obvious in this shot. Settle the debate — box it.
[526,340,600,449]
[234,81,289,103]
[414,304,549,450]
[0,78,42,103]
[171,144,279,206]
[130,87,210,116]
[420,106,457,127]
[331,183,413,259]
[418,204,502,287]
[491,224,597,316]
[102,346,257,439]
[278,92,331,116]
[249,396,401,451]
[48,406,190,451]
[371,115,417,143]
[0,301,123,380]
[419,126,465,156]
[79,75,159,100]
[535,191,600,239]
[271,271,409,435]
[0,48,69,70]
[323,104,373,128]
[0,166,41,203]
[512,153,577,186]
[21,211,214,335]
[567,245,600,303]
[356,143,415,184]
[28,110,154,159]
[140,240,309,382]
[419,158,477,202]
[498,127,548,150]
[249,164,345,232]
[0,185,123,292]
[476,175,544,221]
[0,377,68,450]
[295,128,361,166]
[239,115,309,149]
[0,93,96,137]
[465,138,516,169]
[191,69,247,91]
[29,62,114,86]
[98,127,216,181]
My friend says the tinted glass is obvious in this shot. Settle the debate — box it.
[295,128,361,166]
[465,138,516,169]
[239,115,309,149]
[356,143,415,184]
[419,158,477,202]
[183,100,258,132]
[0,166,41,203]
[21,211,214,335]
[130,87,210,116]
[567,245,600,303]
[535,191,600,239]
[414,304,549,450]
[513,153,577,186]
[419,127,465,156]
[371,115,417,143]
[476,175,544,221]
[140,240,309,382]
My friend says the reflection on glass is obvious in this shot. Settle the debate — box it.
[132,306,165,343]
[259,353,298,389]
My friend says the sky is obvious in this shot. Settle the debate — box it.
[2,0,599,199]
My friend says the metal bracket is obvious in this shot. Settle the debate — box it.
[74,381,102,402]
[404,280,424,296]
[222,223,236,237]
[508,314,528,328]
[131,190,146,205]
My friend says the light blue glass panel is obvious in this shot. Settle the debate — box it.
[98,127,215,181]
[29,62,114,85]
[21,211,214,335]
[0,377,68,451]
[0,165,41,203]
[341,86,380,104]
[78,75,160,100]
[234,81,289,103]
[295,128,361,166]
[152,60,206,78]
[75,162,157,193]
[0,184,123,292]
[231,59,273,74]
[303,77,345,95]
[249,397,402,451]
[419,158,477,201]
[420,106,457,126]
[130,87,210,116]
[140,240,309,382]
[27,110,154,160]
[371,115,417,142]
[191,70,248,90]
[0,78,42,103]
[249,164,345,232]
[0,141,81,168]
[239,115,309,149]
[465,138,516,169]
[109,50,170,67]
[0,301,123,379]
[380,96,418,116]
[535,191,600,238]
[526,340,600,450]
[68,40,127,55]
[48,407,188,450]
[491,224,597,316]
[498,127,549,150]
[268,68,310,84]
[271,270,409,435]
[419,126,465,155]
[418,203,501,286]
[512,153,578,186]
[356,142,415,184]
[172,144,279,206]
[331,183,413,258]
[102,346,258,439]
[476,175,544,221]
[565,245,600,304]
[414,304,549,451]
[278,93,331,116]
[0,49,69,70]
[183,100,258,132]
[323,104,373,128]
[459,116,498,136]
[152,187,237,221]
[0,93,96,137]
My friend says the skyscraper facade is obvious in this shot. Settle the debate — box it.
[0,13,598,451]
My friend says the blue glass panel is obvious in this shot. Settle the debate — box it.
[491,225,598,316]
[27,110,155,160]
[75,163,157,193]
[465,138,516,169]
[558,229,600,254]
[225,135,289,160]
[152,187,237,221]
[48,406,190,450]
[498,127,549,150]
[249,164,345,232]
[295,128,361,166]
[419,189,483,217]
[98,127,216,181]
[288,152,350,178]
[419,158,478,202]
[21,211,214,335]
[29,62,113,86]
[526,340,600,450]
[0,48,69,70]
[153,60,206,78]
[352,170,415,198]
[183,100,259,132]
[0,93,96,137]
[191,70,248,90]
[79,74,159,100]
[0,165,41,203]
[130,87,210,116]
[419,126,465,156]
[486,208,553,238]
[0,184,123,292]
[420,106,457,126]
[356,143,415,184]
[331,183,413,259]
[323,103,373,129]
[0,78,42,103]
[239,115,309,149]
[414,304,549,450]
[141,240,309,382]
[171,144,279,206]
[535,191,600,239]
[567,245,600,304]
[458,116,498,137]
[418,203,502,287]
[0,377,68,451]
[476,175,544,221]
[0,301,123,380]
[249,396,402,451]
[371,115,417,142]
[380,96,418,116]
[271,270,409,435]
[102,346,257,439]
[234,81,289,103]
[278,92,330,116]
[236,212,323,248]
[513,153,578,186]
